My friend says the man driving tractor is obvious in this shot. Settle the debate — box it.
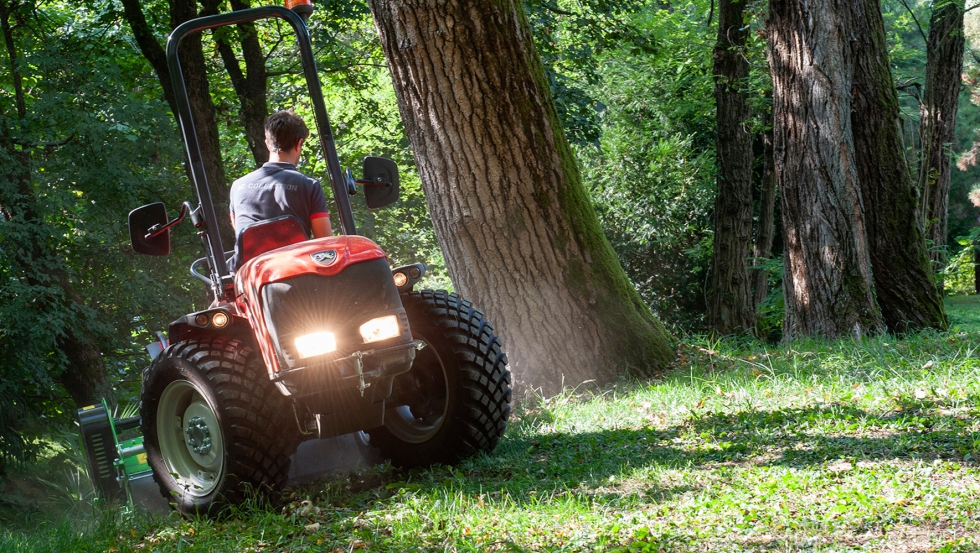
[229,109,332,269]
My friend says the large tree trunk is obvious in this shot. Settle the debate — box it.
[707,0,754,335]
[917,0,965,275]
[849,0,947,333]
[367,0,674,396]
[768,0,883,339]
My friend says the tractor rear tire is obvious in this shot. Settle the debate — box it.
[368,290,511,467]
[140,337,296,516]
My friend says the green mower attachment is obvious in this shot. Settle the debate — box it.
[77,399,151,509]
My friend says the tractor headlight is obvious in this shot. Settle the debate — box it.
[295,331,336,358]
[360,315,400,343]
[211,311,230,328]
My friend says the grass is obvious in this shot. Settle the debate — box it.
[3,298,980,551]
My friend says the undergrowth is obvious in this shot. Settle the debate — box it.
[2,298,980,552]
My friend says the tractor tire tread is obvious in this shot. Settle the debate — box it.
[141,336,296,515]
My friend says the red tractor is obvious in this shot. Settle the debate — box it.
[127,3,511,515]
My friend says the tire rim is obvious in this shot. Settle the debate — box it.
[157,379,225,497]
[385,337,449,443]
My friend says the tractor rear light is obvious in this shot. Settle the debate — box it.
[360,315,400,343]
[392,271,409,288]
[295,331,336,358]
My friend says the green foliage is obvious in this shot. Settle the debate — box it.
[753,256,785,340]
[526,0,655,145]
[942,225,980,294]
[577,1,717,329]
[0,0,199,462]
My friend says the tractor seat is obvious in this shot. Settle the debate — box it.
[232,215,308,271]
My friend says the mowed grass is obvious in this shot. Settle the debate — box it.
[4,298,980,552]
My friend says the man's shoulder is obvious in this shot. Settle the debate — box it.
[232,163,320,195]
[232,166,270,188]
[277,165,319,186]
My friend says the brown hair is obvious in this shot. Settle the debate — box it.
[265,110,310,152]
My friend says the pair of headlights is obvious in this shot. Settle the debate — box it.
[294,314,401,359]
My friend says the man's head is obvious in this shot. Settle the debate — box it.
[265,110,309,153]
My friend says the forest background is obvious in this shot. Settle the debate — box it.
[1,0,979,481]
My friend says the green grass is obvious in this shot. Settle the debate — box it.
[4,297,980,551]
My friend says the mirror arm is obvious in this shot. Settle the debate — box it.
[145,202,189,239]
[346,167,392,190]
[185,201,204,228]
[354,177,392,188]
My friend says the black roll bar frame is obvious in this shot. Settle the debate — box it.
[166,6,358,297]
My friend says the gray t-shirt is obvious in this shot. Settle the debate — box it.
[229,162,329,237]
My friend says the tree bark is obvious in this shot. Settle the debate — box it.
[367,0,675,396]
[768,0,883,339]
[707,0,754,335]
[917,0,965,274]
[752,122,777,313]
[206,0,269,166]
[849,0,947,333]
[975,245,980,293]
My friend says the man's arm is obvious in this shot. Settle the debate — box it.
[311,212,332,238]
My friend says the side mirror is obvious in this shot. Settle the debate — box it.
[129,202,171,256]
[362,156,400,209]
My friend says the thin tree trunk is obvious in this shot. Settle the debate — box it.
[707,0,754,335]
[917,0,965,275]
[367,0,675,396]
[768,0,883,339]
[975,246,980,293]
[752,122,777,313]
[121,0,233,248]
[206,0,269,166]
[849,0,947,333]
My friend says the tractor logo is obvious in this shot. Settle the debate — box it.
[310,250,338,266]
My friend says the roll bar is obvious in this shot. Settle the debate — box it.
[166,6,358,290]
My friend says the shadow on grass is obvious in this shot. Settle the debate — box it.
[277,397,979,551]
[444,397,979,503]
[680,401,978,465]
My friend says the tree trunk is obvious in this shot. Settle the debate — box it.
[121,0,234,248]
[752,122,777,313]
[917,0,965,273]
[768,0,883,339]
[849,0,947,333]
[707,0,754,335]
[206,0,269,166]
[367,0,675,396]
[975,246,980,293]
